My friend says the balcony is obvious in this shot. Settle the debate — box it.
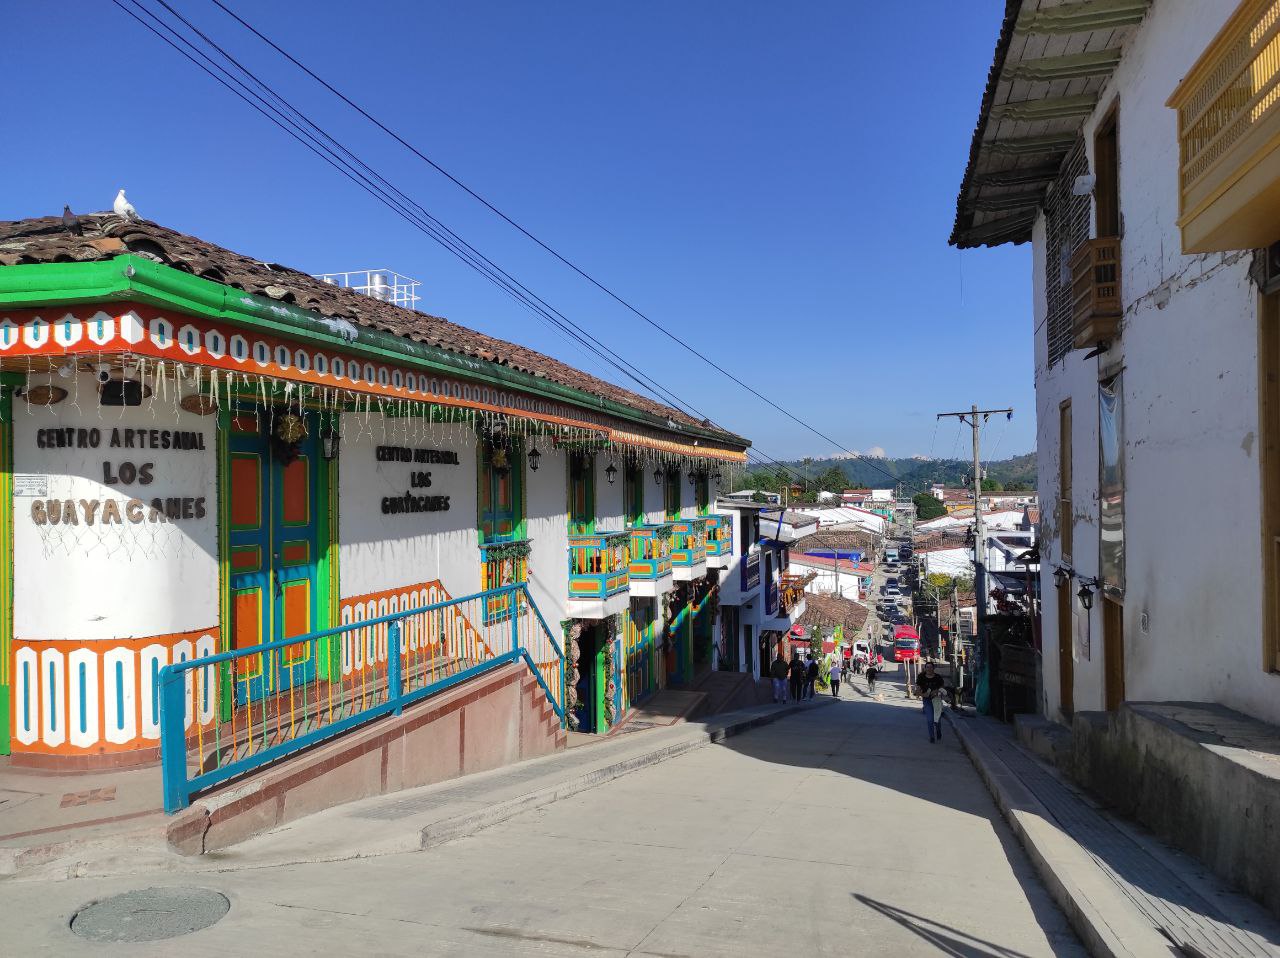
[704,514,733,569]
[567,532,631,619]
[628,523,674,598]
[1070,238,1121,349]
[479,539,530,624]
[779,572,815,617]
[1169,0,1280,252]
[671,518,708,582]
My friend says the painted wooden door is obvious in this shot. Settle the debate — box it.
[228,412,322,703]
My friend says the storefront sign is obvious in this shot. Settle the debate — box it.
[377,445,459,515]
[29,496,207,525]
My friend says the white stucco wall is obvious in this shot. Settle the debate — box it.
[525,447,570,628]
[1034,0,1280,723]
[594,455,625,532]
[643,467,665,525]
[13,372,218,640]
[337,415,480,602]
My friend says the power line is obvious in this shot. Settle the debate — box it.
[117,0,899,498]
[116,0,735,449]
[200,0,910,488]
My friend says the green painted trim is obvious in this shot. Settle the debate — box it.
[1015,0,1147,34]
[0,381,11,754]
[985,134,1077,156]
[1007,49,1122,83]
[567,453,596,535]
[215,407,233,724]
[475,440,526,546]
[317,410,339,681]
[989,94,1098,122]
[0,257,746,450]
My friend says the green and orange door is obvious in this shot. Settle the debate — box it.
[226,411,331,704]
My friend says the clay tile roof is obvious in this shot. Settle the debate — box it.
[795,593,869,633]
[0,213,745,445]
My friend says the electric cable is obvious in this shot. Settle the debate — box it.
[198,0,915,487]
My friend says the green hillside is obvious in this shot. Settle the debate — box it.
[735,452,1036,499]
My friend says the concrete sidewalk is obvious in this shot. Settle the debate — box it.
[0,760,168,878]
[949,710,1280,958]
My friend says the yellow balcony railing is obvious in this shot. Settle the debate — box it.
[1169,0,1280,251]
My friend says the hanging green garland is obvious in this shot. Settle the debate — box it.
[480,539,532,562]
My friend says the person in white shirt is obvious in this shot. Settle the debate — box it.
[829,658,842,697]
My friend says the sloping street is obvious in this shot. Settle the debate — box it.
[2,687,1084,957]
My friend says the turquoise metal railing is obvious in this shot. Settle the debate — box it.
[158,583,563,813]
[705,514,732,557]
[629,523,673,579]
[672,518,708,567]
[567,532,630,600]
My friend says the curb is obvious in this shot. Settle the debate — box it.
[946,713,1177,958]
[419,702,813,849]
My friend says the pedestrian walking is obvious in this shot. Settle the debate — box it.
[805,656,819,700]
[865,662,878,694]
[788,655,806,703]
[770,654,789,704]
[916,660,946,743]
[829,658,842,697]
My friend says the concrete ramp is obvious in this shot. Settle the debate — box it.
[168,663,563,855]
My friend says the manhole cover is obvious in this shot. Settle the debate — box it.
[71,887,230,942]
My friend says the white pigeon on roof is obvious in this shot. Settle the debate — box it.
[113,189,139,221]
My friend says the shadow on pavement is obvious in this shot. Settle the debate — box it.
[855,894,1040,958]
[709,676,1085,956]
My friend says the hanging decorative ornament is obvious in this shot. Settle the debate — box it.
[180,393,218,415]
[490,444,511,473]
[269,410,308,465]
[22,384,67,406]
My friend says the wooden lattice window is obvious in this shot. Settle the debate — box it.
[1044,141,1091,367]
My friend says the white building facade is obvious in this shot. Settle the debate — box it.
[953,0,1280,725]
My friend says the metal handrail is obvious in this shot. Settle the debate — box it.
[158,583,563,813]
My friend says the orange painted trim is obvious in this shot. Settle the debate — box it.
[0,303,746,464]
[11,626,218,757]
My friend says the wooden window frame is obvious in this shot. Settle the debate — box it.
[1094,104,1120,240]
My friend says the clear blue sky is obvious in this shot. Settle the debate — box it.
[4,1,1031,463]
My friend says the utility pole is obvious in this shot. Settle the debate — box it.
[936,404,1013,702]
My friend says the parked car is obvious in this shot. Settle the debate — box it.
[882,584,901,597]
[851,640,871,667]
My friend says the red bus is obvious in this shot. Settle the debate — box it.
[892,624,921,662]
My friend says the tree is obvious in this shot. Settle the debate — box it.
[816,466,849,493]
[1003,480,1031,492]
[913,491,947,520]
[980,477,1004,492]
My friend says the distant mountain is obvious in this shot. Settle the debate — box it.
[742,452,1037,493]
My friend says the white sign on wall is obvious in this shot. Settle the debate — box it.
[13,474,47,497]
